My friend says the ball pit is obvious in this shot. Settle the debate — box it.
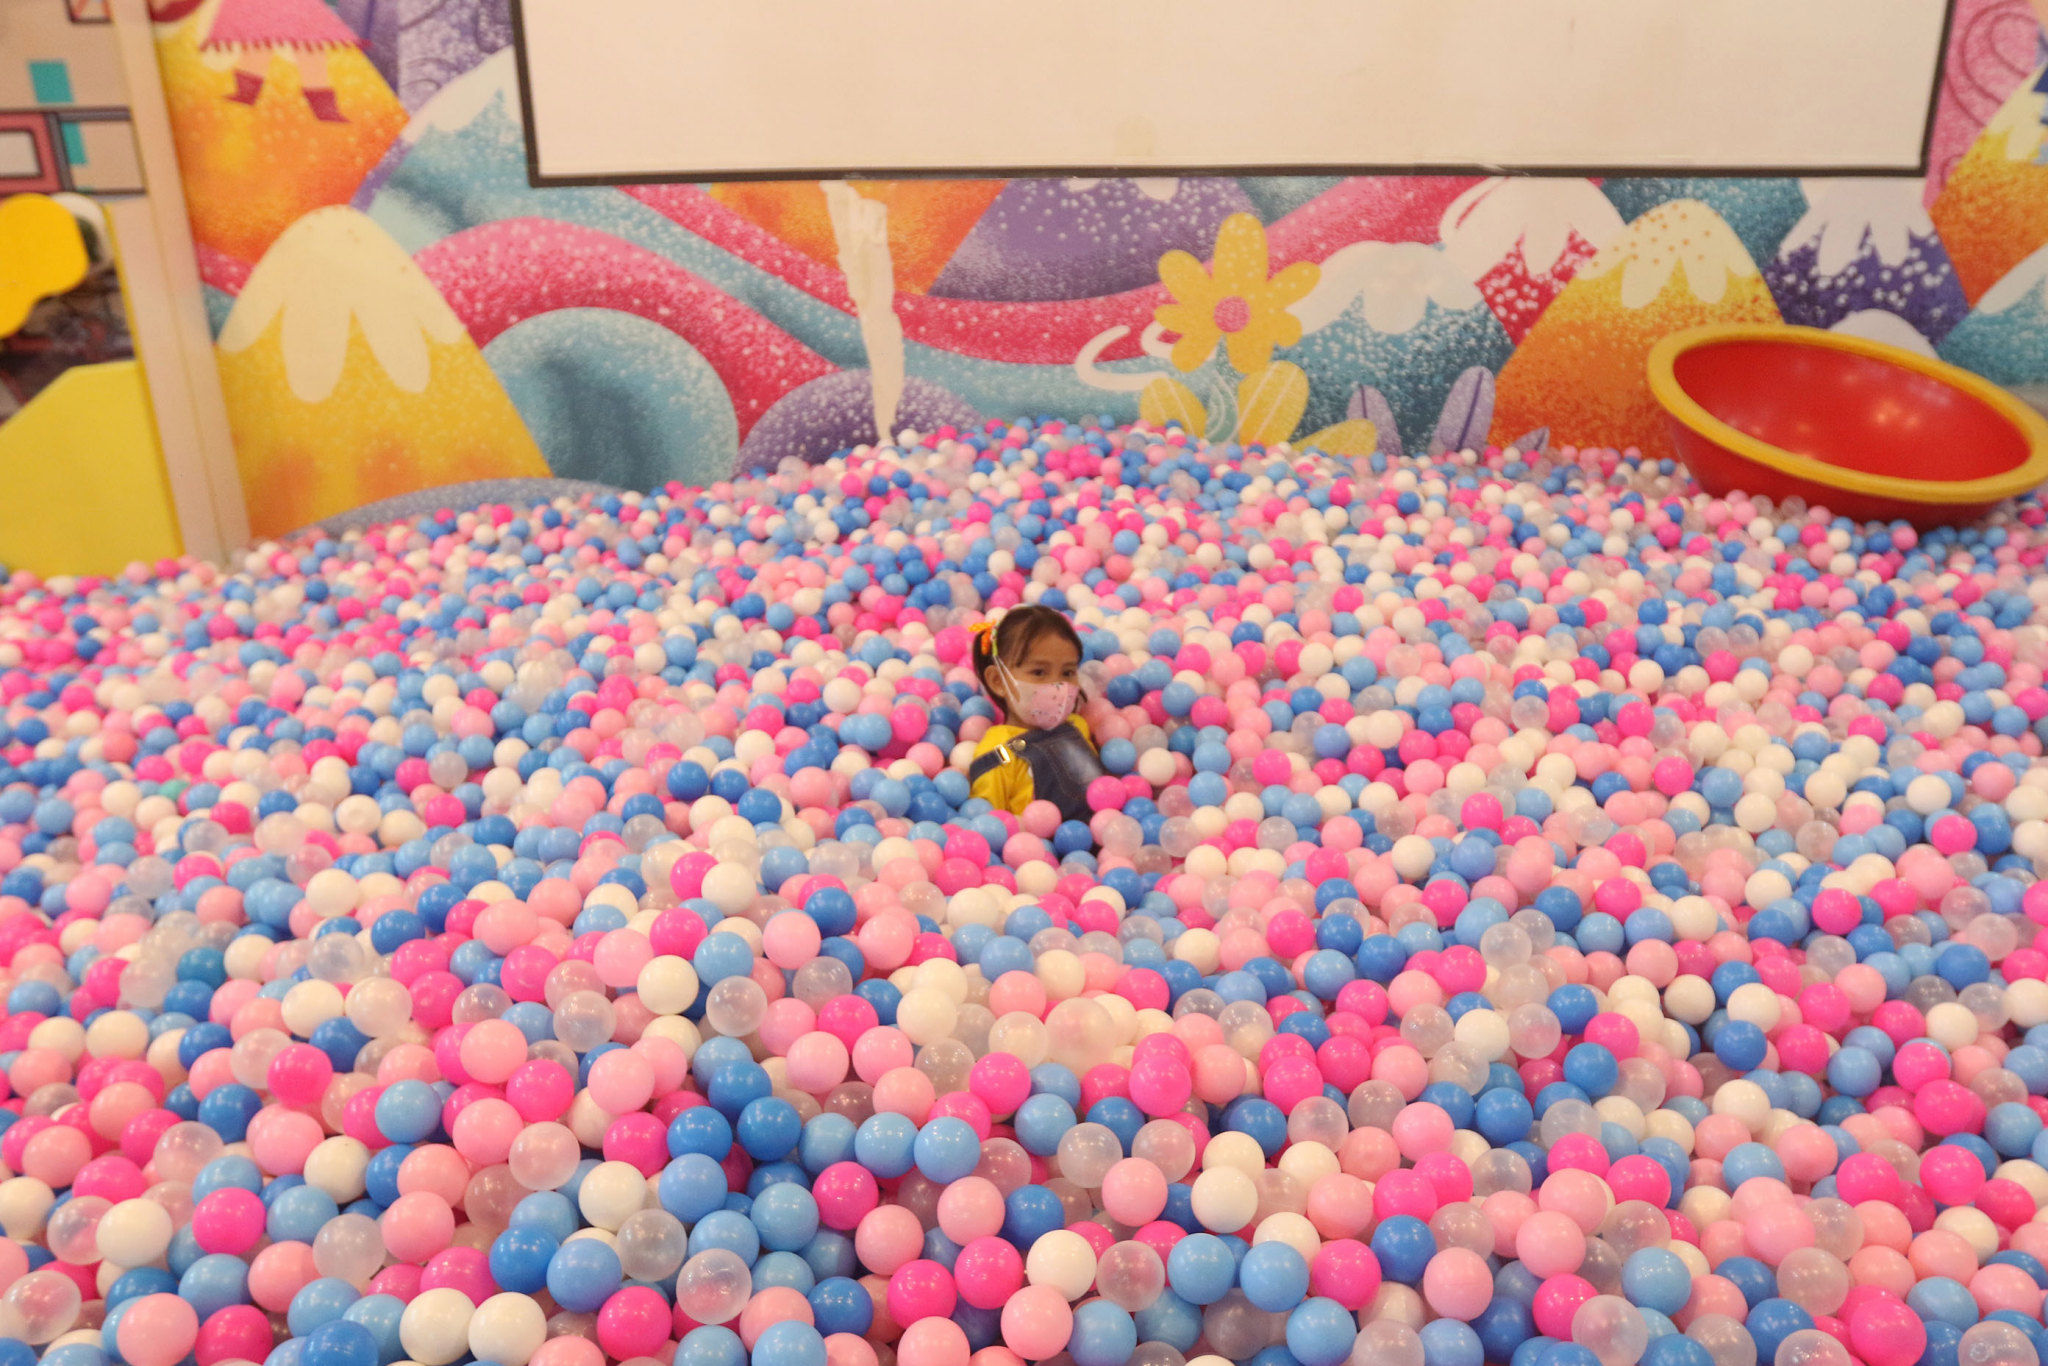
[0,418,2047,1366]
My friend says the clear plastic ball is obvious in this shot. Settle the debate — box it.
[4,1269,79,1343]
[1096,1241,1165,1312]
[616,1209,689,1282]
[675,1248,751,1324]
[313,1212,386,1288]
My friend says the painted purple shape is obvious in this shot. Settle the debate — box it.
[1428,367,1495,456]
[334,0,513,110]
[1762,231,1971,344]
[929,178,1259,303]
[736,371,983,473]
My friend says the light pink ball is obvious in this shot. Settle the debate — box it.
[117,1294,198,1366]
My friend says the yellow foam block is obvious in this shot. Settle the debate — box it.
[0,194,90,338]
[0,360,184,577]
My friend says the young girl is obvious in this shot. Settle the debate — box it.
[968,606,1105,824]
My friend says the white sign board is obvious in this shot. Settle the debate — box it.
[509,0,1956,185]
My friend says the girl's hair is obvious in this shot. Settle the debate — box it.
[970,605,1084,719]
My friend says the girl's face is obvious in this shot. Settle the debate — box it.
[986,631,1080,716]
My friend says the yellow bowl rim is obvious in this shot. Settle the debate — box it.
[1645,323,2048,505]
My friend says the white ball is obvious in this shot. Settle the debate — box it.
[1190,1166,1258,1233]
[1024,1228,1097,1300]
[468,1292,547,1366]
[577,1161,649,1231]
[399,1287,475,1366]
[304,1137,371,1204]
[94,1198,172,1267]
[0,1179,55,1239]
[636,957,700,1015]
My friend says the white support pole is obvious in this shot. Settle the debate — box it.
[106,0,248,561]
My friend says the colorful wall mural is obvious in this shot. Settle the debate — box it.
[151,0,2048,541]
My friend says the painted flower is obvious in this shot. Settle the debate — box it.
[1153,213,1319,373]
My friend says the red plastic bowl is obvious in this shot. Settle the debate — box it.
[1646,324,2048,528]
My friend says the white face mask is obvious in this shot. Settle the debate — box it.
[998,659,1078,731]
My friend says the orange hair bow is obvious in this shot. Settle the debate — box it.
[967,619,998,652]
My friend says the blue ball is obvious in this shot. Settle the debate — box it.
[1285,1298,1357,1366]
[679,1327,748,1366]
[489,1227,557,1294]
[661,1153,731,1224]
[853,1112,918,1178]
[1014,1094,1079,1156]
[751,1183,820,1253]
[1070,1301,1139,1366]
[737,1098,801,1162]
[1713,1020,1768,1071]
[1371,1216,1436,1285]
[178,1253,252,1317]
[285,1278,359,1338]
[1620,1248,1690,1316]
[547,1238,623,1313]
[302,1321,378,1366]
[1743,1299,1814,1363]
[1238,1242,1310,1313]
[751,1321,827,1366]
[372,1080,440,1144]
[912,1117,982,1183]
[1166,1233,1237,1305]
[808,1277,873,1337]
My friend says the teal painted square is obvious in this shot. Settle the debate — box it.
[59,121,86,167]
[29,60,74,105]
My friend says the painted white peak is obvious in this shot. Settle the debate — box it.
[1984,63,2048,163]
[1291,241,1483,337]
[1785,179,1938,277]
[1438,177,1625,283]
[1980,240,2048,316]
[1062,178,1183,202]
[1581,201,1757,309]
[1829,309,1937,357]
[218,206,468,404]
[400,48,516,147]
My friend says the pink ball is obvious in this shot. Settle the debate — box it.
[532,1335,605,1366]
[420,1246,496,1304]
[1100,1158,1169,1226]
[999,1285,1073,1359]
[855,1205,925,1277]
[786,1032,852,1093]
[814,1162,880,1231]
[1848,1295,1927,1366]
[248,1241,317,1312]
[266,1044,333,1105]
[888,1259,960,1324]
[380,1191,455,1264]
[458,1020,529,1085]
[1310,1240,1381,1311]
[738,1288,814,1349]
[587,1049,656,1113]
[195,1305,271,1366]
[597,1286,672,1359]
[191,1188,266,1256]
[899,1319,971,1366]
[450,1098,522,1167]
[937,1179,1006,1245]
[1421,1248,1492,1321]
[1532,1275,1595,1340]
[1920,1145,1986,1205]
[118,1294,199,1366]
[1515,1212,1586,1279]
[955,1237,1025,1311]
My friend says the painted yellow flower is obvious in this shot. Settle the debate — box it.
[1153,213,1319,374]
